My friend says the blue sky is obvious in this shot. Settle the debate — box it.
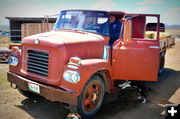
[0,0,180,25]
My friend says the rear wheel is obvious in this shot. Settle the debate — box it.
[70,75,105,118]
[159,51,166,74]
[18,88,38,99]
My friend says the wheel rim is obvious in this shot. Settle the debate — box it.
[83,81,102,112]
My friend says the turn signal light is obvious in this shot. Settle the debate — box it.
[69,57,81,65]
[11,46,20,51]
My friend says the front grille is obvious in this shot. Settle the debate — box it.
[27,50,49,77]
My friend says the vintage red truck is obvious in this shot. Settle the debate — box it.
[7,10,175,118]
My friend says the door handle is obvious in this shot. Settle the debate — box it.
[149,46,160,49]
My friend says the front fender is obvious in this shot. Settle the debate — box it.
[60,59,112,96]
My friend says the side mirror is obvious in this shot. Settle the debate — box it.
[123,19,131,44]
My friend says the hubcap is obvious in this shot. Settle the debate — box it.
[83,81,102,112]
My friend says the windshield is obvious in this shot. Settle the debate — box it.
[53,10,109,36]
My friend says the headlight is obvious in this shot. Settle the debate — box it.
[63,70,80,83]
[7,56,19,66]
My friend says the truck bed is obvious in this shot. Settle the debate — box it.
[160,37,175,51]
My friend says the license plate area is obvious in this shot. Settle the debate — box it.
[28,83,40,94]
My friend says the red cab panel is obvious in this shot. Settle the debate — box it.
[112,39,160,81]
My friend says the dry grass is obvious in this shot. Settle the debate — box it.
[0,36,10,47]
[145,27,180,39]
[0,26,9,31]
[161,27,180,38]
[0,26,10,47]
[0,27,10,86]
[166,27,180,35]
[0,64,9,87]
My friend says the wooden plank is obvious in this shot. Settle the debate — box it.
[21,23,55,39]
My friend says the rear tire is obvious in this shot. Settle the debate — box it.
[159,51,166,74]
[70,75,105,119]
[18,88,38,99]
[160,54,165,70]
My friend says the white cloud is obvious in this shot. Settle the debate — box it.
[0,1,85,24]
[138,0,164,5]
[2,0,37,2]
[93,0,116,9]
[161,7,180,24]
[134,6,152,12]
[0,4,66,24]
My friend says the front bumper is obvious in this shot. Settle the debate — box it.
[7,72,77,105]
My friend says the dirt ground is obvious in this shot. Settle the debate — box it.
[0,39,180,119]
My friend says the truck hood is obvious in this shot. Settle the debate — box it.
[22,30,105,47]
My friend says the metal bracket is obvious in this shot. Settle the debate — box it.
[10,83,17,89]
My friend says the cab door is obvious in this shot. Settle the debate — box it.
[112,18,160,81]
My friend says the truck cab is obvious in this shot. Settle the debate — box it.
[7,10,168,118]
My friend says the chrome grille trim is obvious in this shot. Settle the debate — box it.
[28,59,48,65]
[27,68,48,76]
[27,55,48,62]
[28,65,48,72]
[27,62,48,68]
[27,50,49,77]
[28,52,48,58]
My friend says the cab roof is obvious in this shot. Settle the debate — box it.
[61,9,125,15]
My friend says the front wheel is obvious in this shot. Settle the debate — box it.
[71,75,105,119]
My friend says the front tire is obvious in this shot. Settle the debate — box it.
[71,75,105,119]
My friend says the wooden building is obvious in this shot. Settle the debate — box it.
[6,17,57,43]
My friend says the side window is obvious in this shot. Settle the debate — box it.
[97,17,109,35]
[145,17,158,40]
[97,17,108,24]
[118,18,123,39]
[131,16,158,40]
[120,23,124,38]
